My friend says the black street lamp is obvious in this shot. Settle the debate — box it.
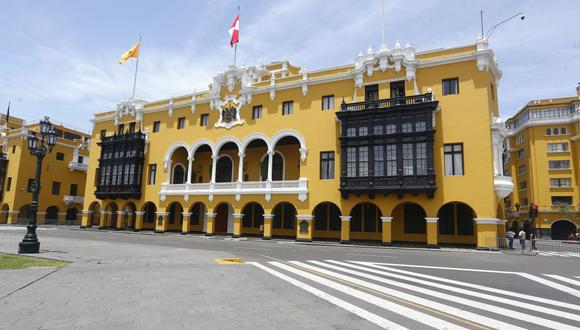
[18,117,57,254]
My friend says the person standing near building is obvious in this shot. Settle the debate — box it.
[507,230,515,249]
[529,232,537,250]
[518,229,526,254]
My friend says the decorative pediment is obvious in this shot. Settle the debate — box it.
[113,97,146,125]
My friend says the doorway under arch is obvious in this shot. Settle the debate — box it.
[313,202,342,240]
[551,220,577,240]
[45,206,59,225]
[214,202,233,234]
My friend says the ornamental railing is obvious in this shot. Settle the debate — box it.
[341,93,434,112]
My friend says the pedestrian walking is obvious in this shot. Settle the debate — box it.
[259,223,264,238]
[507,230,515,249]
[518,229,526,254]
[529,232,536,250]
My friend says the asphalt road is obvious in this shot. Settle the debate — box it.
[1,225,579,329]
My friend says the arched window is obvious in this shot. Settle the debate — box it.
[172,164,185,184]
[350,203,382,233]
[553,128,559,135]
[404,204,426,234]
[273,202,296,229]
[546,128,551,135]
[216,156,234,182]
[561,127,567,135]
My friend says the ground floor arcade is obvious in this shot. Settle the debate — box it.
[507,212,579,240]
[81,198,503,249]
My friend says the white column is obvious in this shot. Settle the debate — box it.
[267,150,274,182]
[186,156,193,183]
[237,152,245,182]
[165,160,172,184]
[210,154,217,183]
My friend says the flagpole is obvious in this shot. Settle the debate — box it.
[381,0,385,47]
[131,36,142,99]
[233,6,239,67]
[4,101,10,128]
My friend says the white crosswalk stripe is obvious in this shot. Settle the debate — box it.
[251,259,580,329]
[538,251,580,258]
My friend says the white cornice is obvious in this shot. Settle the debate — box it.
[506,116,579,136]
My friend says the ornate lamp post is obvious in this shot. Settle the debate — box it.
[18,117,57,254]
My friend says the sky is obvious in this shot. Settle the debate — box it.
[0,0,578,132]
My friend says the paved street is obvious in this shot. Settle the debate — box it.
[1,225,579,329]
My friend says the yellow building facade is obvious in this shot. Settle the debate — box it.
[0,116,90,225]
[504,87,580,239]
[81,38,513,249]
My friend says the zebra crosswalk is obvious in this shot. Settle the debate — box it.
[537,250,580,258]
[250,259,580,329]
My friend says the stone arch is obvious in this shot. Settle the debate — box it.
[213,136,242,158]
[213,202,234,234]
[88,202,101,227]
[167,202,184,231]
[510,220,520,233]
[0,203,9,224]
[240,133,271,156]
[437,202,476,236]
[350,202,382,240]
[65,207,78,222]
[188,202,207,232]
[272,202,297,237]
[18,204,31,224]
[391,202,427,243]
[164,142,191,169]
[190,140,214,183]
[312,202,342,240]
[45,206,59,224]
[241,202,265,235]
[142,202,157,230]
[189,139,215,158]
[103,202,118,228]
[551,219,577,240]
[119,202,137,230]
[270,129,307,160]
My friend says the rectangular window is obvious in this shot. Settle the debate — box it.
[77,155,84,164]
[415,121,426,132]
[390,81,405,98]
[386,144,397,176]
[551,196,572,206]
[520,197,528,206]
[374,146,384,176]
[27,178,35,192]
[517,148,525,159]
[322,95,334,110]
[56,152,65,161]
[148,164,157,185]
[402,123,413,133]
[320,152,335,180]
[415,142,427,175]
[491,83,495,102]
[11,145,16,153]
[346,147,357,177]
[153,121,161,133]
[129,122,136,134]
[51,181,61,195]
[100,130,106,140]
[118,124,125,134]
[550,178,571,188]
[6,177,11,191]
[518,164,527,175]
[519,181,527,190]
[177,117,186,129]
[549,160,570,170]
[346,127,356,137]
[516,135,524,145]
[402,143,414,176]
[385,124,396,134]
[373,125,383,135]
[358,126,368,137]
[200,114,209,126]
[69,184,78,196]
[365,84,378,101]
[442,78,459,95]
[252,105,263,119]
[547,143,568,152]
[282,101,294,115]
[444,144,463,176]
[358,147,369,177]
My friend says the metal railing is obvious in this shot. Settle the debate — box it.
[494,236,580,257]
[341,93,434,111]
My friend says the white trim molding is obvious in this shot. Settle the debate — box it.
[474,218,500,225]
[381,216,393,223]
[425,217,439,223]
[339,216,352,222]
[296,215,314,221]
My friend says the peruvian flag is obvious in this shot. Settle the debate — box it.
[229,14,239,47]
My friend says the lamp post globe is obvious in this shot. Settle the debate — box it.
[18,117,56,254]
